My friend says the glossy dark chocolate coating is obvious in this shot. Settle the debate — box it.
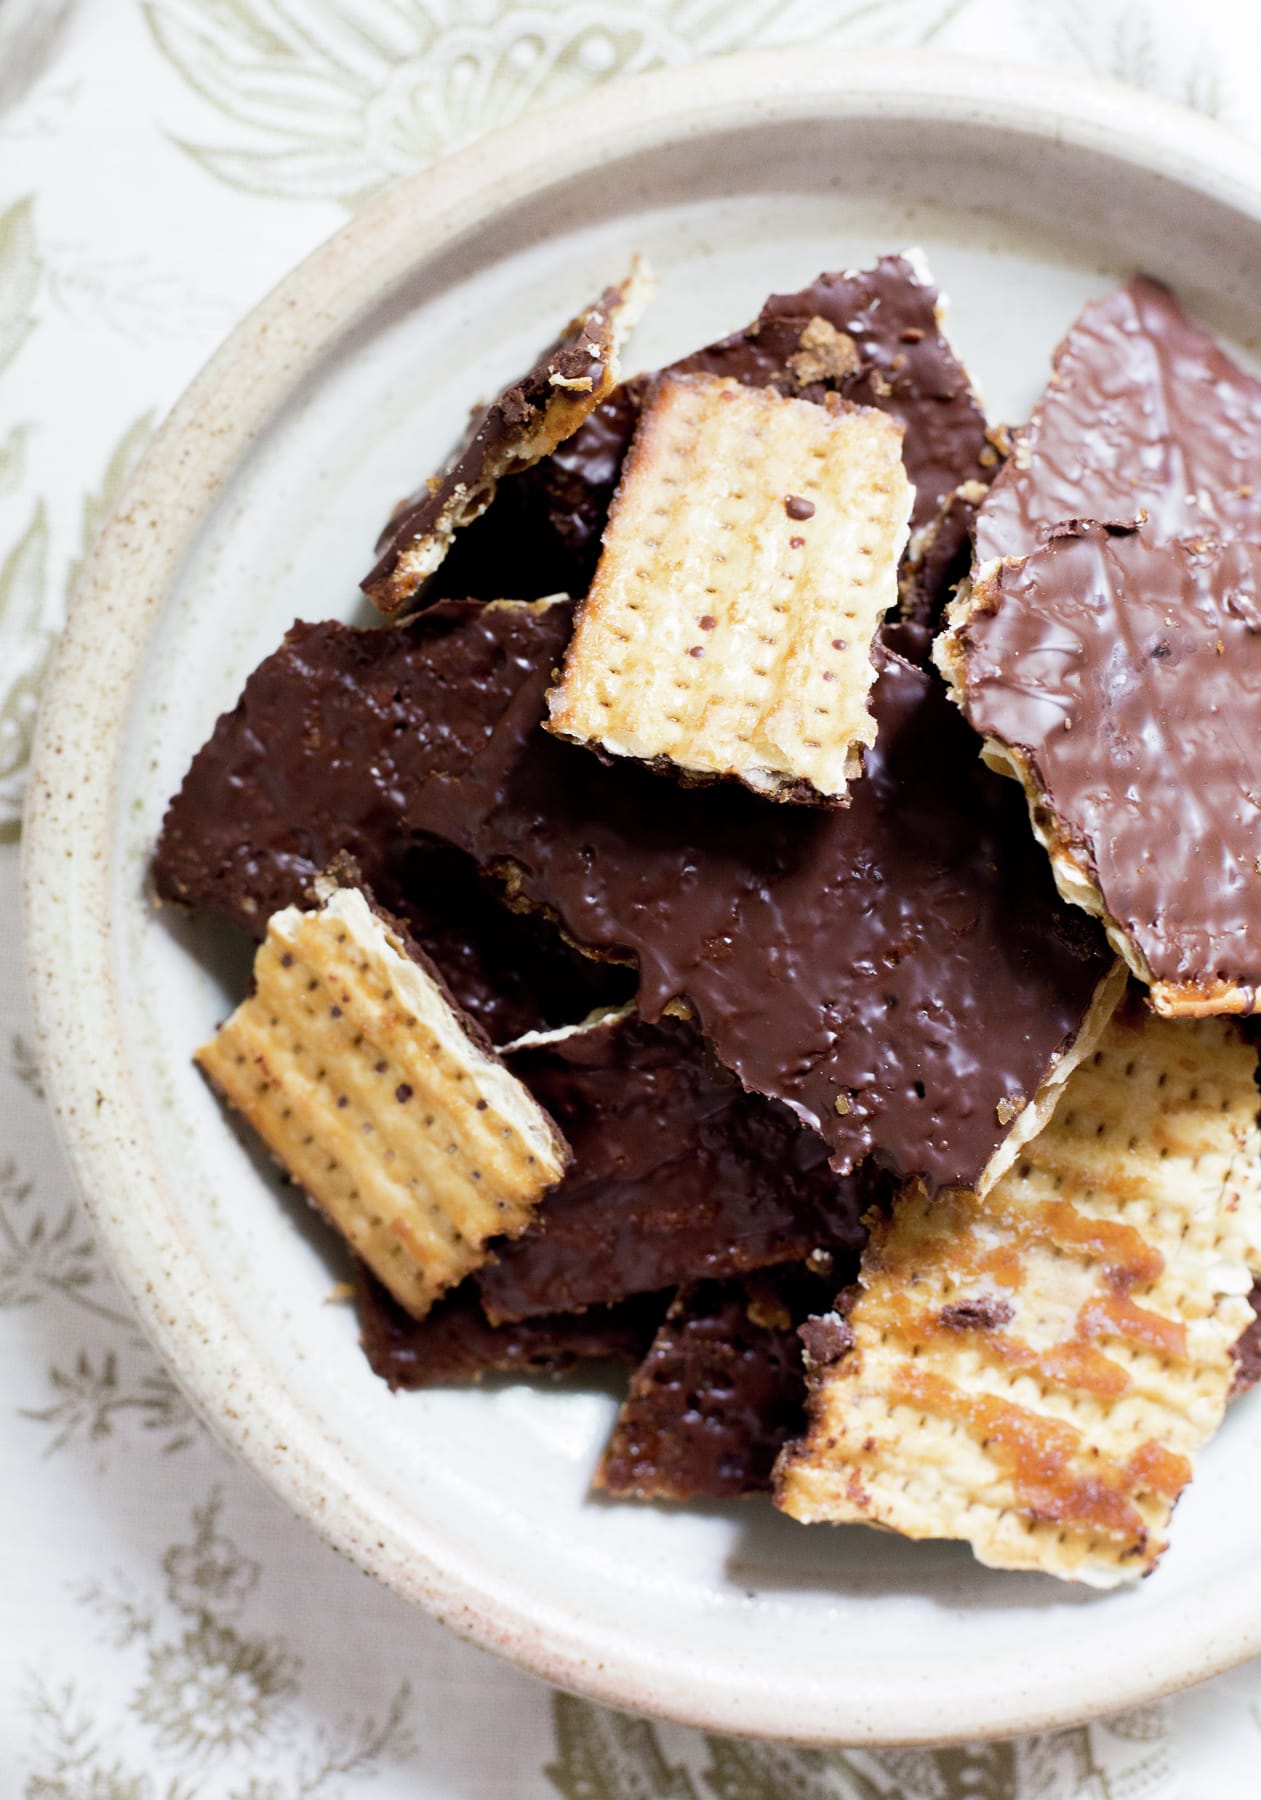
[597,1268,837,1500]
[432,257,992,612]
[481,1012,872,1321]
[157,595,1108,1187]
[153,600,628,1040]
[354,1265,663,1390]
[411,620,1112,1190]
[976,276,1261,565]
[364,285,626,606]
[957,523,1261,1001]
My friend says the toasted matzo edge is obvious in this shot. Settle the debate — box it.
[363,259,657,615]
[546,372,914,803]
[196,881,570,1319]
[775,1006,1261,1585]
[936,573,1254,1018]
[976,957,1128,1196]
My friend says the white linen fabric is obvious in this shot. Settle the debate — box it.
[6,3,1261,1793]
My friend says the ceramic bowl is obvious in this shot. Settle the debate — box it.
[25,49,1261,1744]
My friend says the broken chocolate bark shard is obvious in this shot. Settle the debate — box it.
[152,597,628,1041]
[975,275,1261,567]
[363,265,654,614]
[596,1267,841,1502]
[480,1010,874,1322]
[355,1264,664,1390]
[410,618,1117,1193]
[430,255,993,620]
[941,523,1261,1016]
[157,592,1113,1190]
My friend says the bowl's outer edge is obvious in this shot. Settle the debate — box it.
[23,47,1261,1745]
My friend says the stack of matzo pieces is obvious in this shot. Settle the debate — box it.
[159,251,1261,1583]
[546,372,914,803]
[775,1005,1261,1584]
[196,879,570,1319]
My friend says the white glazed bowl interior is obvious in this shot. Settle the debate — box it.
[25,51,1261,1745]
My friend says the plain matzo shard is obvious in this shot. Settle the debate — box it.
[775,1006,1261,1585]
[196,882,569,1318]
[547,373,913,802]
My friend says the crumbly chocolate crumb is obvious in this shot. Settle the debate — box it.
[799,1311,856,1368]
[938,1297,1015,1332]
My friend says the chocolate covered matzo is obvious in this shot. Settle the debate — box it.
[364,263,655,614]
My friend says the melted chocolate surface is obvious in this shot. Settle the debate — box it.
[157,595,1108,1189]
[365,284,626,607]
[957,523,1261,1000]
[597,1267,837,1500]
[411,619,1112,1190]
[432,257,992,614]
[153,600,628,1040]
[354,1266,663,1390]
[481,1012,873,1321]
[976,276,1261,565]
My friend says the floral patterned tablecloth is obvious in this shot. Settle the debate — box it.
[8,3,1261,1794]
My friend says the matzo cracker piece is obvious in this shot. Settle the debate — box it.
[363,261,655,614]
[775,1006,1261,1585]
[546,372,914,803]
[196,883,569,1319]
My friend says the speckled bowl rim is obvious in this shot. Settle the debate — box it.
[23,49,1261,1745]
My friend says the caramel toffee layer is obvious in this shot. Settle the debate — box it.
[976,276,1261,565]
[354,1265,665,1390]
[482,1012,873,1321]
[153,600,627,1042]
[434,255,993,618]
[598,1267,839,1502]
[954,523,1261,1007]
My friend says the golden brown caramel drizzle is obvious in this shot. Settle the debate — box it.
[892,1366,1155,1540]
[1080,1293,1188,1361]
[883,1296,1131,1400]
[1029,1200,1166,1289]
[1125,1439,1192,1502]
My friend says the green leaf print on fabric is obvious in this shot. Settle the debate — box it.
[0,499,52,842]
[0,193,39,373]
[547,1694,700,1800]
[140,0,857,206]
[23,1492,416,1795]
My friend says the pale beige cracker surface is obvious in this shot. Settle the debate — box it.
[364,259,655,615]
[545,371,914,802]
[196,884,570,1319]
[775,1007,1261,1585]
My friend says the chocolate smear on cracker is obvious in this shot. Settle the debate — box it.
[364,263,654,614]
[975,276,1261,567]
[940,522,1261,1016]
